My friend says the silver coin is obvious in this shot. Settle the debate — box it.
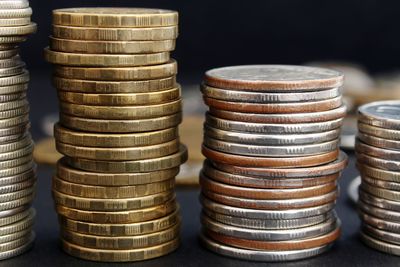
[203,208,335,230]
[0,231,34,253]
[0,231,34,260]
[204,124,340,146]
[0,177,35,194]
[210,105,347,123]
[0,71,28,87]
[358,163,400,183]
[0,229,31,245]
[356,139,400,161]
[0,114,29,129]
[201,214,338,241]
[0,154,33,170]
[0,134,31,153]
[0,8,32,18]
[0,36,26,44]
[0,49,18,60]
[0,83,27,95]
[0,207,31,227]
[0,167,35,186]
[199,233,332,262]
[0,1,29,9]
[0,205,28,218]
[0,93,25,103]
[358,122,400,140]
[0,209,34,236]
[0,186,34,203]
[361,231,400,256]
[206,113,343,134]
[203,136,339,157]
[200,195,335,220]
[356,152,400,171]
[359,199,400,221]
[0,18,31,27]
[361,182,400,201]
[358,101,400,130]
[0,143,33,161]
[360,190,400,212]
[363,223,400,245]
[362,175,400,191]
[360,210,400,234]
[0,56,23,69]
[201,84,341,102]
[0,194,34,211]
[0,64,25,78]
[358,132,400,150]
[0,106,29,120]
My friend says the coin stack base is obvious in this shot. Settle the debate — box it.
[356,101,400,256]
[45,8,187,262]
[199,65,348,262]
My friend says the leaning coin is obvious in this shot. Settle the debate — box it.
[59,99,181,119]
[202,145,339,168]
[54,124,178,147]
[361,182,400,201]
[61,222,179,249]
[50,37,176,54]
[204,65,343,91]
[362,223,400,245]
[199,233,332,262]
[206,113,343,134]
[203,209,335,230]
[56,198,176,223]
[359,190,400,212]
[0,1,29,9]
[52,176,175,198]
[211,151,348,178]
[55,139,179,160]
[44,48,170,67]
[200,196,335,220]
[356,152,400,171]
[360,210,400,234]
[57,87,180,106]
[358,132,400,150]
[358,101,400,129]
[201,84,341,102]
[0,23,36,36]
[203,137,338,157]
[52,8,178,28]
[57,158,178,186]
[54,60,177,81]
[59,208,180,236]
[362,175,400,191]
[203,96,342,113]
[356,139,400,161]
[52,25,178,41]
[53,76,176,93]
[0,207,32,227]
[0,8,32,18]
[358,122,400,140]
[66,144,187,173]
[61,237,179,262]
[0,233,34,260]
[357,163,400,183]
[360,231,400,256]
[204,124,340,146]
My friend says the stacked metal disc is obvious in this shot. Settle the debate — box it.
[356,101,400,256]
[199,65,348,261]
[44,8,187,262]
[0,0,36,260]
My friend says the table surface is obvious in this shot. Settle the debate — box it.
[2,71,398,267]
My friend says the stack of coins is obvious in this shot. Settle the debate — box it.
[0,0,36,260]
[356,101,400,255]
[199,65,348,261]
[44,8,187,262]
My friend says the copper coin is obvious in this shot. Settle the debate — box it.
[204,65,343,91]
[203,96,342,113]
[202,145,339,168]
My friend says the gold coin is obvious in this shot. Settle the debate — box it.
[56,198,177,223]
[0,209,34,236]
[0,36,26,44]
[0,177,35,194]
[0,83,27,95]
[61,237,179,262]
[0,134,31,153]
[0,114,29,130]
[0,8,32,18]
[0,99,27,111]
[59,99,182,119]
[58,208,179,236]
[0,106,28,119]
[55,139,180,160]
[57,86,181,106]
[0,142,33,162]
[44,48,170,67]
[52,25,178,41]
[59,112,181,133]
[52,8,178,28]
[0,18,31,27]
[0,161,34,179]
[54,60,177,81]
[0,207,32,227]
[0,123,30,137]
[0,193,34,211]
[52,76,176,93]
[52,189,174,211]
[57,158,179,186]
[0,186,35,203]
[50,37,176,54]
[0,71,28,86]
[61,222,179,249]
[0,23,36,36]
[66,144,187,173]
[52,176,175,198]
[0,48,18,59]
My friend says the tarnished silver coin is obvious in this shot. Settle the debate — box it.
[356,152,400,171]
[358,163,400,183]
[0,206,28,219]
[206,113,343,134]
[358,132,400,150]
[363,223,400,245]
[356,139,400,161]
[359,200,400,221]
[0,56,23,69]
[361,182,400,201]
[358,122,400,140]
[360,210,400,234]
[360,190,400,212]
[200,233,332,262]
[0,83,27,95]
[358,101,400,130]
[361,231,400,256]
[362,175,400,191]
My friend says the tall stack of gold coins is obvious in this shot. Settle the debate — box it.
[44,8,187,262]
[356,101,400,256]
[198,65,348,261]
[0,0,36,260]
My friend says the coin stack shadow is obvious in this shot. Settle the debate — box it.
[198,65,348,261]
[44,8,187,262]
[356,101,400,255]
[0,0,37,260]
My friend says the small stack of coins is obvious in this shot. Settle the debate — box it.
[0,0,36,260]
[44,8,187,262]
[356,101,400,255]
[199,65,348,261]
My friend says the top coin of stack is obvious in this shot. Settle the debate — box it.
[0,0,37,260]
[44,8,187,262]
[356,101,400,256]
[199,65,348,262]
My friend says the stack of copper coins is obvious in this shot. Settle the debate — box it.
[0,0,36,260]
[44,8,187,262]
[199,65,348,261]
[356,101,400,255]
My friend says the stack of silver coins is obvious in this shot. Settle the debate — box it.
[199,65,348,261]
[356,101,400,255]
[0,0,37,260]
